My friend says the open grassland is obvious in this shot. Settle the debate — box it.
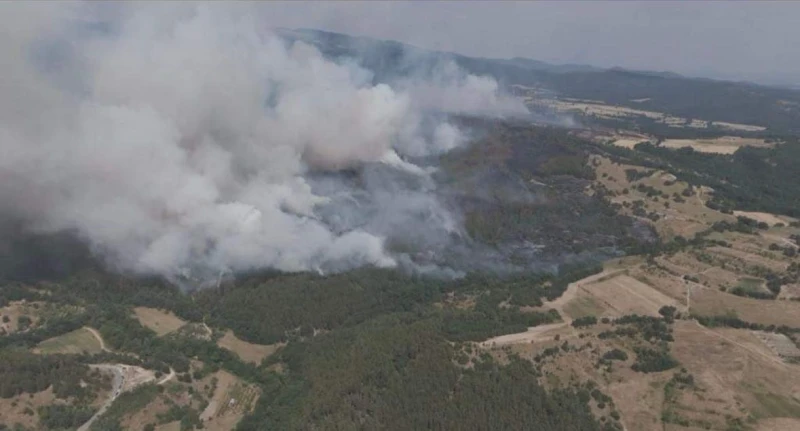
[133,307,187,336]
[0,387,57,429]
[216,331,281,365]
[669,321,800,428]
[733,211,796,227]
[35,327,103,355]
[690,287,800,327]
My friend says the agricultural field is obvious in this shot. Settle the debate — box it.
[527,97,766,132]
[660,136,772,154]
[215,381,259,417]
[562,274,681,319]
[688,287,800,327]
[609,136,772,154]
[481,285,800,431]
[197,370,259,430]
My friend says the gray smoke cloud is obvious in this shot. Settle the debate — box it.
[0,2,525,284]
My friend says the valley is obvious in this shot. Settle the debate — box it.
[4,21,800,431]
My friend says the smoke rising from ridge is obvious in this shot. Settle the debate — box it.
[0,3,526,284]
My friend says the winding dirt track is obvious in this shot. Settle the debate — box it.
[77,365,125,431]
[85,327,108,351]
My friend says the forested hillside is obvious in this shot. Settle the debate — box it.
[4,116,800,430]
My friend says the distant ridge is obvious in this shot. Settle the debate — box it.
[274,27,800,134]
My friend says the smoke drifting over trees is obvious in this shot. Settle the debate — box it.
[0,3,525,284]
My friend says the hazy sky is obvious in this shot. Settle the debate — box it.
[257,1,800,86]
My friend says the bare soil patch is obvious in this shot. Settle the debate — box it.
[133,307,187,336]
[480,322,574,347]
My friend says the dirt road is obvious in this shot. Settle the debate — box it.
[85,327,109,352]
[481,270,622,347]
[77,363,164,431]
[480,322,572,347]
[78,365,124,431]
[158,367,176,385]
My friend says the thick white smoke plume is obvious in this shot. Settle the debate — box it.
[0,3,525,283]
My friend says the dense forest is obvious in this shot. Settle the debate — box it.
[240,317,613,431]
[0,228,617,430]
[0,350,106,400]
